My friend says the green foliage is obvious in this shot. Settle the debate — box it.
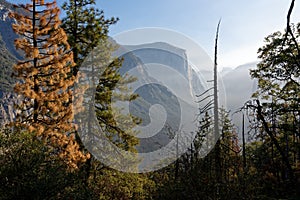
[94,56,139,152]
[62,0,118,75]
[87,166,155,200]
[61,0,154,197]
[251,23,300,103]
[0,129,82,199]
[0,128,156,199]
[248,22,300,199]
[2,0,299,199]
[62,0,138,152]
[148,109,243,200]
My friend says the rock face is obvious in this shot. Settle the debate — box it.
[0,0,19,127]
[0,91,15,125]
[115,42,206,153]
[0,0,21,60]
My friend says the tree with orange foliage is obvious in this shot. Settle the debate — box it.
[9,0,89,169]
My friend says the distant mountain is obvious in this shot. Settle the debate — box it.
[220,67,233,76]
[222,62,258,113]
[117,42,204,153]
[0,0,19,126]
[221,62,258,137]
[0,0,259,145]
[0,0,22,60]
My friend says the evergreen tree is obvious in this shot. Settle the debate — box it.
[61,0,155,196]
[62,0,141,162]
[61,0,118,75]
[10,0,89,169]
[95,55,139,152]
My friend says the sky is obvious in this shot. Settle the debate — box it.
[7,0,300,69]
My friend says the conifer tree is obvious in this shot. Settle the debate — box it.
[62,0,139,162]
[62,0,118,75]
[10,0,89,169]
[94,54,139,152]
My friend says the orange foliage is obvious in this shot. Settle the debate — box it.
[10,0,89,169]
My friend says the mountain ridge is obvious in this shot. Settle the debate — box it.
[0,0,19,126]
[0,0,259,139]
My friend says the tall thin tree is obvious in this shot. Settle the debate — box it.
[10,0,89,169]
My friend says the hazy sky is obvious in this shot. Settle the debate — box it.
[97,0,300,69]
[8,0,300,69]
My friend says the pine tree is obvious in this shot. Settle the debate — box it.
[10,0,89,169]
[61,0,118,75]
[62,0,139,166]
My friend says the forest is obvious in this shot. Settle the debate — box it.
[0,0,299,199]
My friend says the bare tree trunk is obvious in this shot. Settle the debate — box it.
[214,20,221,144]
[214,19,221,199]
